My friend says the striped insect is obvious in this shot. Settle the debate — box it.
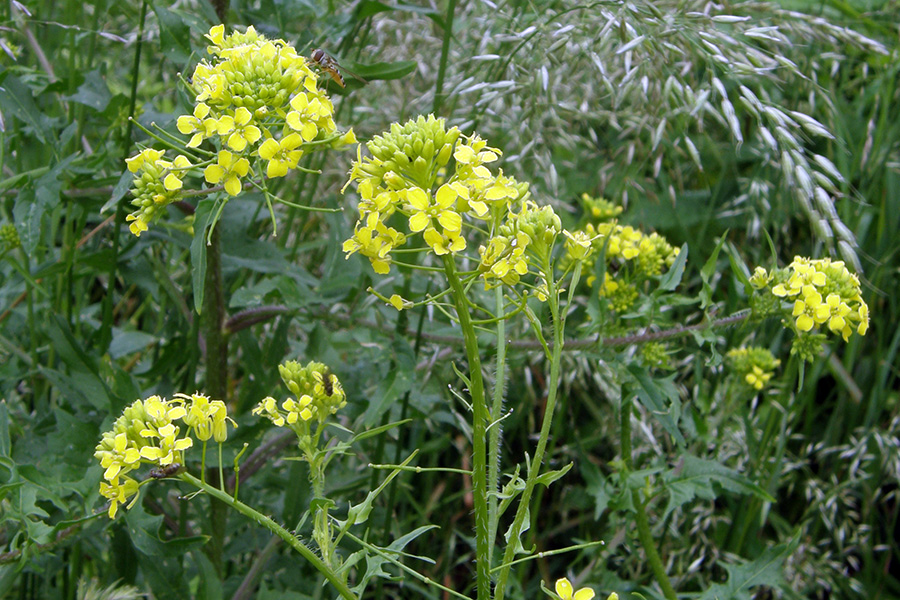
[309,49,366,88]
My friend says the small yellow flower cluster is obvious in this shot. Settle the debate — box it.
[563,205,679,313]
[477,201,562,289]
[726,346,781,391]
[93,393,233,517]
[753,257,869,342]
[1,223,20,252]
[124,149,193,236]
[342,115,529,273]
[125,25,354,237]
[253,361,346,428]
[579,193,623,222]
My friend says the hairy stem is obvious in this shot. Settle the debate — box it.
[494,257,565,600]
[442,255,491,600]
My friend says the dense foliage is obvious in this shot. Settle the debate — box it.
[1,0,898,599]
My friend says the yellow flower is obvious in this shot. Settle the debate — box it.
[204,150,250,196]
[259,133,304,178]
[791,290,822,332]
[224,107,262,151]
[555,578,595,600]
[176,103,212,148]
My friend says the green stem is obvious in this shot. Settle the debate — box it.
[487,285,507,569]
[179,473,356,600]
[494,258,564,600]
[620,394,677,600]
[442,255,491,600]
[203,225,228,577]
[433,0,458,114]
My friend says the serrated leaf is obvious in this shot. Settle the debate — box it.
[663,455,774,522]
[0,74,50,143]
[698,534,799,600]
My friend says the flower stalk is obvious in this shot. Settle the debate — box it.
[179,472,357,600]
[442,254,492,600]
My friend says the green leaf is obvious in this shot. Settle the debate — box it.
[699,232,728,309]
[152,4,192,65]
[625,365,685,447]
[698,534,799,600]
[658,243,688,291]
[350,419,413,444]
[63,68,112,111]
[534,462,573,488]
[662,455,774,522]
[344,59,417,81]
[193,551,223,600]
[191,199,215,314]
[0,74,51,143]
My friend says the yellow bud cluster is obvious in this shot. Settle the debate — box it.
[343,115,530,272]
[726,346,781,391]
[124,25,352,237]
[253,361,347,428]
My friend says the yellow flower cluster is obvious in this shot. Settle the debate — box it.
[253,361,346,428]
[342,115,529,273]
[477,201,562,289]
[124,149,192,236]
[579,193,623,222]
[93,393,233,517]
[752,257,869,342]
[726,346,781,391]
[125,25,354,237]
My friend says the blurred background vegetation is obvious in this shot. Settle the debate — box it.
[0,0,898,598]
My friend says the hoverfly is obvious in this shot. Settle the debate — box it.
[321,369,335,397]
[149,463,185,479]
[309,49,366,88]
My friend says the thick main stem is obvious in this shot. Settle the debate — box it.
[620,394,677,600]
[494,262,564,600]
[442,256,491,600]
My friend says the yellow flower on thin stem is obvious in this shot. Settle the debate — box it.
[204,150,250,196]
[259,133,304,178]
[176,103,213,148]
[555,577,595,600]
[224,107,262,151]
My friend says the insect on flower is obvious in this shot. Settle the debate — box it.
[322,369,334,396]
[310,49,366,88]
[149,463,185,479]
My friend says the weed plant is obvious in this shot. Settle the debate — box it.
[0,0,898,599]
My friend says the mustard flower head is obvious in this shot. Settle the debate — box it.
[1,223,20,252]
[599,273,639,313]
[124,149,193,237]
[93,394,233,518]
[343,115,529,272]
[253,361,347,428]
[476,201,560,290]
[757,256,869,345]
[579,193,623,222]
[727,346,781,391]
[565,221,679,291]
[177,392,235,443]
